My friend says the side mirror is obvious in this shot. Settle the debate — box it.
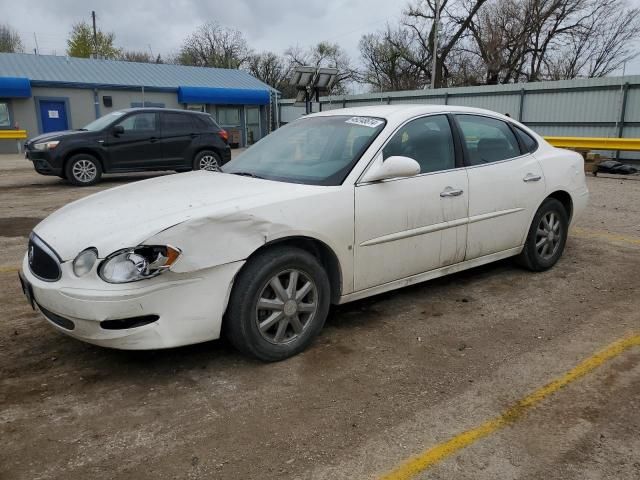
[361,155,420,183]
[112,125,124,136]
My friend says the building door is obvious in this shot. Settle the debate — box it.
[39,100,68,133]
[217,106,243,147]
[246,106,260,145]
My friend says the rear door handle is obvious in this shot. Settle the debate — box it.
[440,188,464,197]
[149,137,158,143]
[523,173,542,182]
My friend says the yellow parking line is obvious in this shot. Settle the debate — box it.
[572,227,640,246]
[379,334,640,480]
[0,265,20,274]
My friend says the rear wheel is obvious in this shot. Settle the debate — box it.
[225,246,331,362]
[65,154,102,186]
[516,198,568,271]
[193,150,222,171]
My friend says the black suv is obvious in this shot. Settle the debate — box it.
[24,108,231,186]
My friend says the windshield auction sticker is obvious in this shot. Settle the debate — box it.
[345,117,384,128]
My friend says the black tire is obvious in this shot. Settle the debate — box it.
[516,198,568,271]
[65,154,102,186]
[193,150,222,171]
[225,246,331,362]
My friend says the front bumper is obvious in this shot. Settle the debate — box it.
[21,255,244,349]
[25,150,62,176]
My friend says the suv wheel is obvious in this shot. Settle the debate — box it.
[193,150,222,171]
[225,246,331,362]
[65,154,102,186]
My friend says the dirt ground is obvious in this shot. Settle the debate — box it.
[1,154,639,480]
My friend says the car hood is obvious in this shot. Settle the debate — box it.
[34,171,324,261]
[26,130,89,145]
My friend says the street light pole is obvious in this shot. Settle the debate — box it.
[430,0,440,89]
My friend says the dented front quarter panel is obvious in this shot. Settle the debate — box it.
[146,185,356,294]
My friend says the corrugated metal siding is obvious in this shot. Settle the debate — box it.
[279,76,640,160]
[0,52,271,91]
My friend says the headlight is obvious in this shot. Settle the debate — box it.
[99,245,181,283]
[73,248,98,277]
[33,141,60,151]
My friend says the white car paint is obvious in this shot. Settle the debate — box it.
[21,104,588,350]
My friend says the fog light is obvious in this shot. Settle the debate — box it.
[73,248,98,277]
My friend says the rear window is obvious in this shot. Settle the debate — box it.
[193,114,219,131]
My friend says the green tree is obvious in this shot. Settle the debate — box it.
[66,21,120,59]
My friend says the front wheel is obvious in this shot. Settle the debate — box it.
[516,198,568,271]
[193,150,222,171]
[225,247,331,362]
[65,154,102,186]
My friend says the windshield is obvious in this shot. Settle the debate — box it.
[81,111,126,131]
[223,115,386,185]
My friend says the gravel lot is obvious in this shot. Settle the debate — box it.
[1,154,639,480]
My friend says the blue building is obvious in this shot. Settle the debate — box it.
[0,52,276,153]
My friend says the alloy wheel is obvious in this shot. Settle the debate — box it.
[72,159,97,183]
[255,269,318,344]
[199,155,219,171]
[535,211,562,260]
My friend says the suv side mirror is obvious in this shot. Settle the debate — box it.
[112,125,124,136]
[361,155,420,183]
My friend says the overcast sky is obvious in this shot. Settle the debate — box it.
[1,0,639,76]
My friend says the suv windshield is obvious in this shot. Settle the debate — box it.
[81,111,126,131]
[223,115,386,185]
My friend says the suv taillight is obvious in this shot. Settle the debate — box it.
[218,129,228,143]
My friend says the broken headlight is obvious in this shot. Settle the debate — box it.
[98,245,181,283]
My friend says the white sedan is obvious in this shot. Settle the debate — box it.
[19,105,589,361]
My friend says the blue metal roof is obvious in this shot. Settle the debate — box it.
[0,53,273,92]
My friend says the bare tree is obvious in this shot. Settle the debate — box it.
[119,50,164,63]
[0,24,24,53]
[544,0,640,78]
[246,51,292,93]
[403,0,490,87]
[178,22,251,69]
[360,26,428,91]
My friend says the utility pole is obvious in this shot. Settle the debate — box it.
[33,32,39,55]
[91,11,98,59]
[430,0,441,89]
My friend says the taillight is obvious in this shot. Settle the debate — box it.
[218,129,228,143]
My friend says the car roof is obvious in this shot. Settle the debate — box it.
[308,104,512,122]
[118,107,210,116]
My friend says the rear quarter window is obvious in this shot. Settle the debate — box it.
[194,114,219,131]
[514,126,538,153]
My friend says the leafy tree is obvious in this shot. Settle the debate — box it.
[66,21,120,59]
[0,24,24,53]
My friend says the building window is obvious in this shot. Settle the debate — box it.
[217,106,241,125]
[186,104,205,112]
[0,102,10,128]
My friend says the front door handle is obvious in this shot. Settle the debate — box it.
[149,137,158,143]
[440,188,464,197]
[523,173,542,182]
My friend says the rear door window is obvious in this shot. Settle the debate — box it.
[161,113,194,135]
[456,115,521,165]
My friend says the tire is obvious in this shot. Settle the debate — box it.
[225,246,331,362]
[193,150,222,171]
[65,154,102,186]
[516,198,568,271]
